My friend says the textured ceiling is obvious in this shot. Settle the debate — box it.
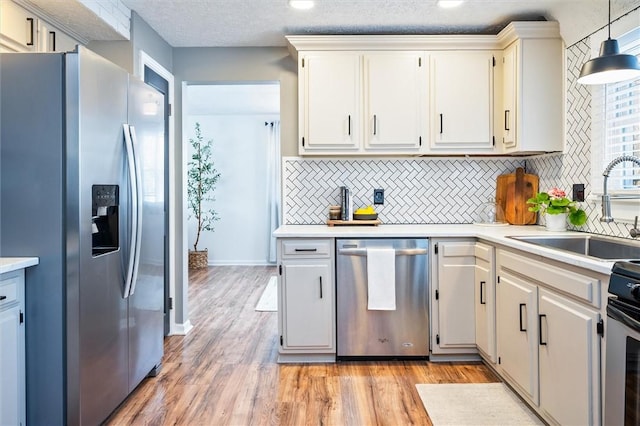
[20,0,640,48]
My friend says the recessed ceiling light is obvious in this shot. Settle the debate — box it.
[438,0,464,8]
[289,0,314,10]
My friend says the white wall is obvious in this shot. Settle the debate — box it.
[185,113,279,264]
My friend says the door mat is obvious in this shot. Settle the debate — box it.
[415,383,543,426]
[255,276,277,312]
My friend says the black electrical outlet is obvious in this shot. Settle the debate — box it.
[373,189,384,205]
[573,183,585,202]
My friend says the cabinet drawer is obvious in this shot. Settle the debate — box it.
[0,273,20,308]
[282,240,331,258]
[498,249,601,308]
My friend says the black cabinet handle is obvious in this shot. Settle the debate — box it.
[348,115,351,135]
[539,314,547,345]
[294,248,317,252]
[439,114,443,134]
[50,31,56,51]
[504,110,510,131]
[26,18,34,46]
[373,115,377,135]
[319,276,323,299]
[480,281,486,305]
[519,303,526,331]
[0,295,6,301]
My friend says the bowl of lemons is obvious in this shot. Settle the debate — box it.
[353,205,378,220]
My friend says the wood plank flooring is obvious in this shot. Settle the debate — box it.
[105,265,499,425]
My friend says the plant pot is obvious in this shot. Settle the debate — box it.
[545,213,567,232]
[189,249,209,269]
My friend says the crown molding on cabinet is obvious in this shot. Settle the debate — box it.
[286,21,562,59]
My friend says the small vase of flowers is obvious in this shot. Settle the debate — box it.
[527,188,587,231]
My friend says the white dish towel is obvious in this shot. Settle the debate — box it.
[366,247,396,310]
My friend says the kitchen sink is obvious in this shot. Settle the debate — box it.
[510,235,640,261]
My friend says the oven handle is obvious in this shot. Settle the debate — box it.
[338,248,428,257]
[608,303,640,333]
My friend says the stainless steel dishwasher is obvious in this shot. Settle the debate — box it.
[336,238,429,358]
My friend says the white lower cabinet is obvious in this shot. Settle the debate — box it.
[0,270,26,426]
[496,248,602,425]
[431,239,477,356]
[474,242,496,363]
[278,239,335,361]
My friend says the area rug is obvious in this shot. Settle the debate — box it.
[415,383,543,426]
[255,276,277,312]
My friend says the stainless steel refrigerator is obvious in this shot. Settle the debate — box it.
[0,47,165,425]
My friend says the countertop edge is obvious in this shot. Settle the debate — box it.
[1,257,40,274]
[273,224,623,275]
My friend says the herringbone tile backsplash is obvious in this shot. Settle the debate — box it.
[283,157,524,224]
[283,38,636,238]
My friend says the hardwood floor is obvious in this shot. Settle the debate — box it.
[105,265,499,425]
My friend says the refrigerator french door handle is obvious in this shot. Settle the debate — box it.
[127,125,144,297]
[122,124,140,298]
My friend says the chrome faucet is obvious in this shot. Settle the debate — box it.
[601,155,640,237]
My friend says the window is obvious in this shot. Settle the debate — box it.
[591,26,640,196]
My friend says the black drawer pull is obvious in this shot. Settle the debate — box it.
[539,314,547,345]
[519,303,526,331]
[0,295,7,301]
[294,248,317,252]
[479,281,486,305]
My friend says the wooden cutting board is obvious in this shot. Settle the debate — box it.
[496,167,539,225]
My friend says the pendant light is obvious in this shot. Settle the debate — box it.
[577,0,640,85]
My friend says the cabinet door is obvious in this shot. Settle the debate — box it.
[0,1,37,52]
[0,305,23,426]
[282,263,333,349]
[496,271,539,405]
[39,21,78,52]
[475,258,495,361]
[502,42,517,149]
[364,52,425,151]
[538,288,600,425]
[430,52,494,150]
[299,53,360,152]
[435,242,476,350]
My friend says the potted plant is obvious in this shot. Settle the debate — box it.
[527,187,587,231]
[187,122,221,269]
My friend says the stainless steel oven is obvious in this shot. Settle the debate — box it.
[605,261,640,425]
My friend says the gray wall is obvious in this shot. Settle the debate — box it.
[172,47,296,322]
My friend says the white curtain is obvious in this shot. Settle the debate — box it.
[266,121,281,263]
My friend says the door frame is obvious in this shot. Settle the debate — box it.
[138,50,179,335]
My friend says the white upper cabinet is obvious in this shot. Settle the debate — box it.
[0,0,38,52]
[1,0,80,53]
[498,23,564,154]
[364,52,426,152]
[298,52,361,153]
[430,51,495,152]
[288,22,563,156]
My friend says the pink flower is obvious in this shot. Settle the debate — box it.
[547,187,566,199]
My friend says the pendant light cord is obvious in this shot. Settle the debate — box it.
[607,0,611,39]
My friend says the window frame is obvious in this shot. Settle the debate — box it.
[588,10,640,222]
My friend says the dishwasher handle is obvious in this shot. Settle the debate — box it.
[337,248,428,257]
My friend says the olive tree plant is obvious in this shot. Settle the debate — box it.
[187,122,221,253]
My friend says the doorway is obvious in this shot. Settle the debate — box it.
[184,83,281,265]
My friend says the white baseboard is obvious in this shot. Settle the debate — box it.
[208,260,276,266]
[171,320,193,336]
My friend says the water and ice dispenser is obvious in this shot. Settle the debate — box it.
[91,185,119,256]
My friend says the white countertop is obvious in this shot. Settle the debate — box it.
[0,257,39,274]
[274,224,633,275]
